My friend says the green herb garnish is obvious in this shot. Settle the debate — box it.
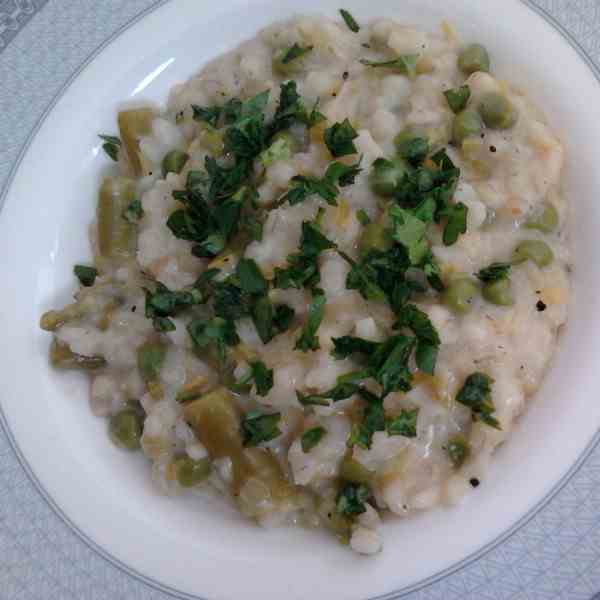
[296,382,359,406]
[476,262,511,282]
[187,317,240,363]
[280,43,314,64]
[447,435,470,468]
[456,372,500,429]
[324,119,359,157]
[336,482,370,516]
[340,9,360,32]
[233,360,274,397]
[98,134,121,161]
[73,265,98,287]
[241,410,282,446]
[295,289,327,352]
[122,199,144,223]
[386,408,419,437]
[360,55,418,79]
[301,426,327,452]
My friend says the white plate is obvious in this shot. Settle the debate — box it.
[1,1,600,598]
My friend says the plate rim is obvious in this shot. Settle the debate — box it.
[1,1,599,598]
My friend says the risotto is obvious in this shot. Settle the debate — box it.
[40,11,570,555]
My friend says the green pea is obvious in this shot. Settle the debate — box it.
[525,203,559,233]
[512,240,554,267]
[444,277,479,314]
[482,278,514,306]
[458,43,490,74]
[452,110,483,146]
[358,223,393,257]
[478,93,517,129]
[174,457,211,487]
[369,157,411,197]
[109,409,143,450]
[162,150,189,177]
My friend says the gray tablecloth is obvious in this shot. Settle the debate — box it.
[1,2,599,599]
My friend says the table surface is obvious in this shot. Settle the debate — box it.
[1,1,600,599]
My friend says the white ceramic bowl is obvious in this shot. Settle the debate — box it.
[1,1,599,598]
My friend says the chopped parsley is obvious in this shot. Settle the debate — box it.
[279,43,313,64]
[301,426,327,453]
[240,410,282,446]
[476,262,512,282]
[187,316,240,363]
[332,334,416,397]
[394,304,440,375]
[397,137,430,165]
[122,199,144,223]
[233,360,274,397]
[339,8,360,33]
[281,157,363,206]
[324,119,359,157]
[447,435,470,468]
[98,134,121,162]
[336,482,370,516]
[444,85,471,114]
[360,55,418,80]
[386,408,419,438]
[144,282,203,332]
[296,382,359,406]
[73,265,98,287]
[295,289,326,352]
[456,372,500,429]
[347,388,385,450]
[236,258,268,295]
[440,202,468,246]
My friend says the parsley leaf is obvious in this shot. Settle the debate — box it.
[241,410,282,446]
[273,304,295,333]
[280,43,313,64]
[386,408,419,437]
[336,482,370,516]
[281,157,362,206]
[346,388,385,450]
[444,85,471,114]
[73,265,98,287]
[300,221,337,256]
[447,435,470,468]
[389,205,429,265]
[191,104,222,128]
[295,289,326,352]
[324,119,359,157]
[476,262,511,282]
[339,8,360,33]
[360,55,418,80]
[99,134,121,161]
[234,360,274,396]
[441,202,468,246]
[187,316,240,363]
[397,137,430,166]
[394,304,440,374]
[331,334,416,396]
[456,372,500,429]
[122,199,144,223]
[236,258,268,295]
[251,295,276,344]
[144,282,202,332]
[301,426,327,453]
[296,382,359,406]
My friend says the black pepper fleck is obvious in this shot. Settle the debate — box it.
[490,145,497,153]
[480,132,485,139]
[131,306,137,313]
[470,478,480,488]
[342,71,349,81]
[536,300,547,312]
[362,43,371,49]
[332,92,337,97]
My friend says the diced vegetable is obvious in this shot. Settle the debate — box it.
[49,340,106,370]
[109,409,144,450]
